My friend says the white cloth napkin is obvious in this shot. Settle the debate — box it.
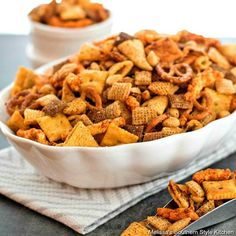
[0,131,236,235]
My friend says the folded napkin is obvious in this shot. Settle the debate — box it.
[0,130,236,234]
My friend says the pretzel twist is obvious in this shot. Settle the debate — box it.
[187,91,213,120]
[156,63,193,84]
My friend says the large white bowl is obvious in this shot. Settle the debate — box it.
[27,14,113,68]
[0,60,236,189]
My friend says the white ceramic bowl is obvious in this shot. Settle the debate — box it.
[1,60,236,189]
[27,14,113,68]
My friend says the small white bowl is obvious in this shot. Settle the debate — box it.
[27,14,113,68]
[1,59,236,189]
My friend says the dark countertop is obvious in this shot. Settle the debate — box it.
[0,35,235,236]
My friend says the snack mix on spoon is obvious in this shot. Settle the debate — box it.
[121,168,236,236]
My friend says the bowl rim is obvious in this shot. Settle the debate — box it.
[28,11,113,34]
[1,70,236,152]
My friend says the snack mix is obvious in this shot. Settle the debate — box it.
[6,30,236,147]
[29,0,109,28]
[121,168,236,235]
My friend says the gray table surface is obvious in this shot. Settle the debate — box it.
[0,35,235,236]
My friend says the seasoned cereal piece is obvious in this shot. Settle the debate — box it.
[147,50,160,67]
[168,180,189,208]
[142,90,151,101]
[100,60,114,70]
[100,123,138,146]
[78,43,102,61]
[66,72,81,92]
[142,96,168,115]
[143,131,166,141]
[38,84,56,95]
[24,109,45,126]
[87,108,106,123]
[192,168,232,184]
[196,200,215,216]
[106,74,123,86]
[87,119,111,136]
[204,88,232,115]
[132,107,157,125]
[63,98,86,115]
[7,110,28,132]
[169,94,192,109]
[62,79,75,102]
[105,101,122,119]
[50,63,78,88]
[37,113,72,142]
[105,101,121,119]
[121,222,151,236]
[68,114,93,126]
[147,216,171,231]
[11,67,38,96]
[203,179,236,200]
[117,39,153,71]
[130,87,142,96]
[167,217,191,234]
[111,117,126,127]
[107,82,132,101]
[80,69,108,94]
[220,44,236,65]
[108,60,133,77]
[117,101,132,123]
[124,125,144,141]
[134,71,152,86]
[185,180,205,197]
[42,99,67,117]
[208,47,230,70]
[143,127,182,141]
[157,207,199,221]
[145,38,183,64]
[194,56,211,71]
[36,94,59,106]
[225,70,236,83]
[162,127,183,134]
[215,78,235,95]
[64,121,98,147]
[135,29,160,44]
[126,96,140,110]
[110,49,128,62]
[177,30,220,48]
[88,117,125,136]
[17,128,48,145]
[148,81,179,95]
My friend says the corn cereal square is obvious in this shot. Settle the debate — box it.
[37,113,72,142]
